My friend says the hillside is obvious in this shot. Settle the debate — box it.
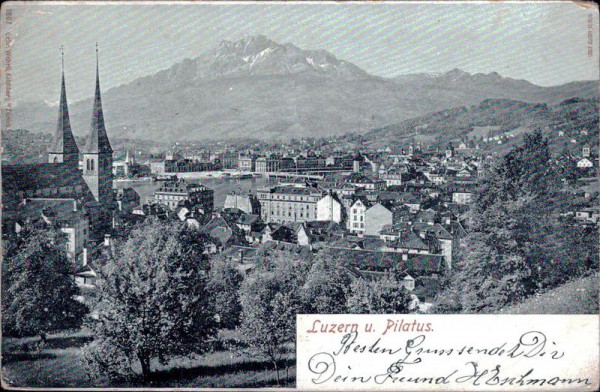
[357,98,599,154]
[11,35,599,142]
[500,274,599,314]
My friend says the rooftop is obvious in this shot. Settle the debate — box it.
[2,163,90,194]
[257,185,324,196]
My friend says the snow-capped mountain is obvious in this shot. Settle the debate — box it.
[146,34,370,87]
[12,35,599,142]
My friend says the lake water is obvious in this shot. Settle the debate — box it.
[114,176,274,209]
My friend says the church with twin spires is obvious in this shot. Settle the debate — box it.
[2,47,115,258]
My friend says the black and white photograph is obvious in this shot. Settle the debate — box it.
[1,1,598,389]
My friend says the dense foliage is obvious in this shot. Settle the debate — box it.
[235,251,412,384]
[346,272,413,314]
[2,224,88,340]
[237,253,307,385]
[207,256,244,329]
[82,218,217,380]
[301,254,353,314]
[436,131,598,313]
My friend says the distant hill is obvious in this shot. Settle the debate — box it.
[393,68,600,104]
[11,35,600,142]
[357,98,599,153]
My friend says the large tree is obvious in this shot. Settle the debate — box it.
[437,131,596,312]
[237,253,307,386]
[346,272,413,314]
[207,255,243,329]
[2,224,88,341]
[301,253,353,314]
[82,218,217,380]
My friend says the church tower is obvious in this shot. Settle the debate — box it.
[48,48,79,166]
[82,44,113,208]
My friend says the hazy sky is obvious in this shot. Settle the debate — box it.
[3,1,599,104]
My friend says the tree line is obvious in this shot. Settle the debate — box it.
[435,131,598,313]
[2,217,413,385]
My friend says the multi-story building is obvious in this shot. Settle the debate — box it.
[115,188,141,213]
[150,161,166,174]
[255,156,294,173]
[151,180,214,212]
[14,198,89,260]
[342,173,387,191]
[238,155,257,172]
[348,198,369,235]
[332,156,355,169]
[220,152,239,169]
[223,191,261,215]
[452,191,473,205]
[380,169,406,187]
[164,158,221,173]
[256,185,342,224]
[295,155,327,171]
[316,192,343,223]
[364,202,394,236]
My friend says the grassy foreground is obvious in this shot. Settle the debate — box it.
[1,330,295,388]
[500,273,599,314]
[4,274,597,387]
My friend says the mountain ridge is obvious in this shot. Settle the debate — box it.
[11,35,600,142]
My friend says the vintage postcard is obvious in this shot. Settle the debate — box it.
[1,0,598,390]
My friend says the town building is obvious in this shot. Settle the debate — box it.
[164,158,221,173]
[577,158,594,168]
[364,202,394,236]
[348,197,369,235]
[255,155,294,173]
[342,172,386,191]
[220,152,239,169]
[380,169,408,187]
[238,154,257,172]
[452,191,474,205]
[316,192,343,223]
[114,188,141,213]
[150,161,166,174]
[10,198,90,260]
[151,180,214,213]
[223,192,261,215]
[582,145,591,157]
[256,185,342,224]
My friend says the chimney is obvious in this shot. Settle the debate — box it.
[82,247,88,266]
[238,249,244,263]
[104,234,111,247]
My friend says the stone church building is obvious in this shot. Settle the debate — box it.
[2,48,115,262]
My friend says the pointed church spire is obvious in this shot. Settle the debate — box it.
[49,46,79,164]
[84,43,113,153]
